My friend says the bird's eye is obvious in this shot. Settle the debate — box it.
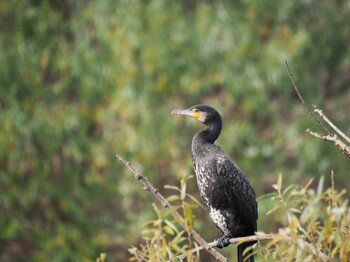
[192,108,199,113]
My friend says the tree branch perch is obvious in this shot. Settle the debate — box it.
[116,154,229,262]
[176,233,328,262]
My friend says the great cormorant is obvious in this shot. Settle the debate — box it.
[171,104,258,262]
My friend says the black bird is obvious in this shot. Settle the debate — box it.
[171,105,258,262]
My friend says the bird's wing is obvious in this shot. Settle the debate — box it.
[216,155,258,230]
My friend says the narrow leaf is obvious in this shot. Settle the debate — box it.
[166,195,180,203]
[277,173,283,192]
[180,179,186,201]
[317,176,324,199]
[184,203,194,230]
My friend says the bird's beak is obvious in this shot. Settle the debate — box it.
[171,109,200,119]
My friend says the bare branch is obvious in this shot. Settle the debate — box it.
[227,233,274,245]
[306,130,350,160]
[176,233,329,262]
[285,59,350,160]
[306,129,337,142]
[313,106,350,144]
[284,59,331,135]
[116,155,228,262]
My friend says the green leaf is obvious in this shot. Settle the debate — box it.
[266,206,278,216]
[164,219,179,234]
[184,203,194,230]
[180,179,186,201]
[272,173,282,193]
[99,253,107,262]
[303,177,314,191]
[317,176,324,200]
[166,195,180,203]
[289,208,301,214]
[186,193,205,209]
[277,173,282,192]
[164,185,181,192]
[163,225,175,235]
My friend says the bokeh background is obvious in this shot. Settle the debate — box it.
[1,0,350,261]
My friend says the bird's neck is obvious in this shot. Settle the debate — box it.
[192,121,222,155]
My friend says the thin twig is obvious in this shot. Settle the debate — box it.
[306,129,337,142]
[284,59,331,135]
[313,106,350,144]
[306,130,350,160]
[176,233,329,262]
[116,155,228,262]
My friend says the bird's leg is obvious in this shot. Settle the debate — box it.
[215,236,231,249]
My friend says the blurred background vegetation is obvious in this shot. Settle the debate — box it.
[1,0,350,261]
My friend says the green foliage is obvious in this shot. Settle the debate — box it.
[96,253,107,262]
[1,0,350,260]
[261,174,350,261]
[131,174,350,261]
[128,176,201,261]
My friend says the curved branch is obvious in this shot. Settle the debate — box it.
[285,59,350,161]
[116,155,228,262]
[284,59,331,135]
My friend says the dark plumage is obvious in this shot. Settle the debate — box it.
[171,104,258,262]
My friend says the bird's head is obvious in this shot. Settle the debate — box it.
[171,104,221,125]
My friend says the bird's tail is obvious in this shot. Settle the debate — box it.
[237,244,254,262]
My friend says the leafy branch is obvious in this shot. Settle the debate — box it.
[117,155,338,262]
[116,154,228,262]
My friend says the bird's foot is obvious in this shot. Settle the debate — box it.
[215,236,231,249]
